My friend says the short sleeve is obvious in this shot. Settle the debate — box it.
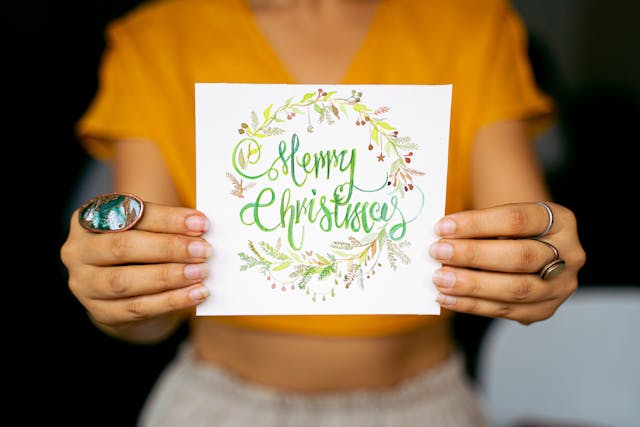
[75,21,159,160]
[475,1,555,137]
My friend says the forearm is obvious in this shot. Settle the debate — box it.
[470,120,550,208]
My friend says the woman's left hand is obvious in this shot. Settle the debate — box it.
[430,201,586,325]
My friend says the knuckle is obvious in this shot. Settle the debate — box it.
[516,245,538,272]
[160,235,187,259]
[164,210,186,234]
[506,205,529,233]
[467,276,482,296]
[466,298,479,313]
[541,308,556,322]
[157,264,178,291]
[61,237,84,268]
[462,242,481,266]
[108,234,132,261]
[124,299,148,321]
[539,305,558,322]
[59,242,74,267]
[106,269,128,295]
[519,304,557,326]
[563,206,578,227]
[518,316,535,326]
[511,279,535,301]
[464,215,482,234]
[67,276,82,296]
[161,210,174,231]
[495,303,513,319]
[158,237,174,258]
[165,291,184,311]
[87,304,115,326]
[548,277,577,301]
[574,247,587,269]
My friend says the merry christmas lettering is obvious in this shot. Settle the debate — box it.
[233,133,408,250]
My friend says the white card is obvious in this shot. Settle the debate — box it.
[195,83,451,315]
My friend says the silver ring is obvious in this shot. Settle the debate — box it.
[535,201,554,237]
[531,238,566,280]
[78,192,145,233]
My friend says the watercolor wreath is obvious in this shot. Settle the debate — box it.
[233,88,423,301]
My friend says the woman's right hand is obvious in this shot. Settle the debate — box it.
[60,200,212,342]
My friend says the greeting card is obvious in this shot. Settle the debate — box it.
[195,83,451,315]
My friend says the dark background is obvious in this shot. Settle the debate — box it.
[9,1,639,425]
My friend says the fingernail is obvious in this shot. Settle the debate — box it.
[189,241,213,258]
[434,218,456,236]
[186,215,209,232]
[184,263,209,280]
[429,242,453,260]
[188,286,210,302]
[436,294,456,306]
[433,269,456,288]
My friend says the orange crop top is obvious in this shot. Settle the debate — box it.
[76,0,553,337]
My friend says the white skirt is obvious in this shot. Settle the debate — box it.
[138,341,489,427]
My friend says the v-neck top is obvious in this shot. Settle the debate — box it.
[236,0,387,84]
[76,0,553,337]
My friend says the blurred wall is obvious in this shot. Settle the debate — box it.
[513,0,640,285]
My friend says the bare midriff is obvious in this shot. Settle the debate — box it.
[190,316,454,393]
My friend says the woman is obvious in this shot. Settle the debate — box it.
[61,0,586,425]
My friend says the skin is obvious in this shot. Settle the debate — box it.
[60,0,586,392]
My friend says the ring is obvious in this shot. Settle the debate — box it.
[78,192,145,233]
[531,238,566,280]
[535,201,554,237]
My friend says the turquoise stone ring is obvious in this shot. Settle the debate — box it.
[78,192,145,233]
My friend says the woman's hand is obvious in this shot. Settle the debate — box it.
[430,201,586,325]
[60,199,212,341]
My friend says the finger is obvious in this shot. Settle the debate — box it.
[435,293,559,325]
[79,230,213,266]
[72,202,210,237]
[77,263,210,299]
[432,267,556,303]
[433,201,558,239]
[429,237,557,274]
[135,202,210,235]
[87,284,211,326]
